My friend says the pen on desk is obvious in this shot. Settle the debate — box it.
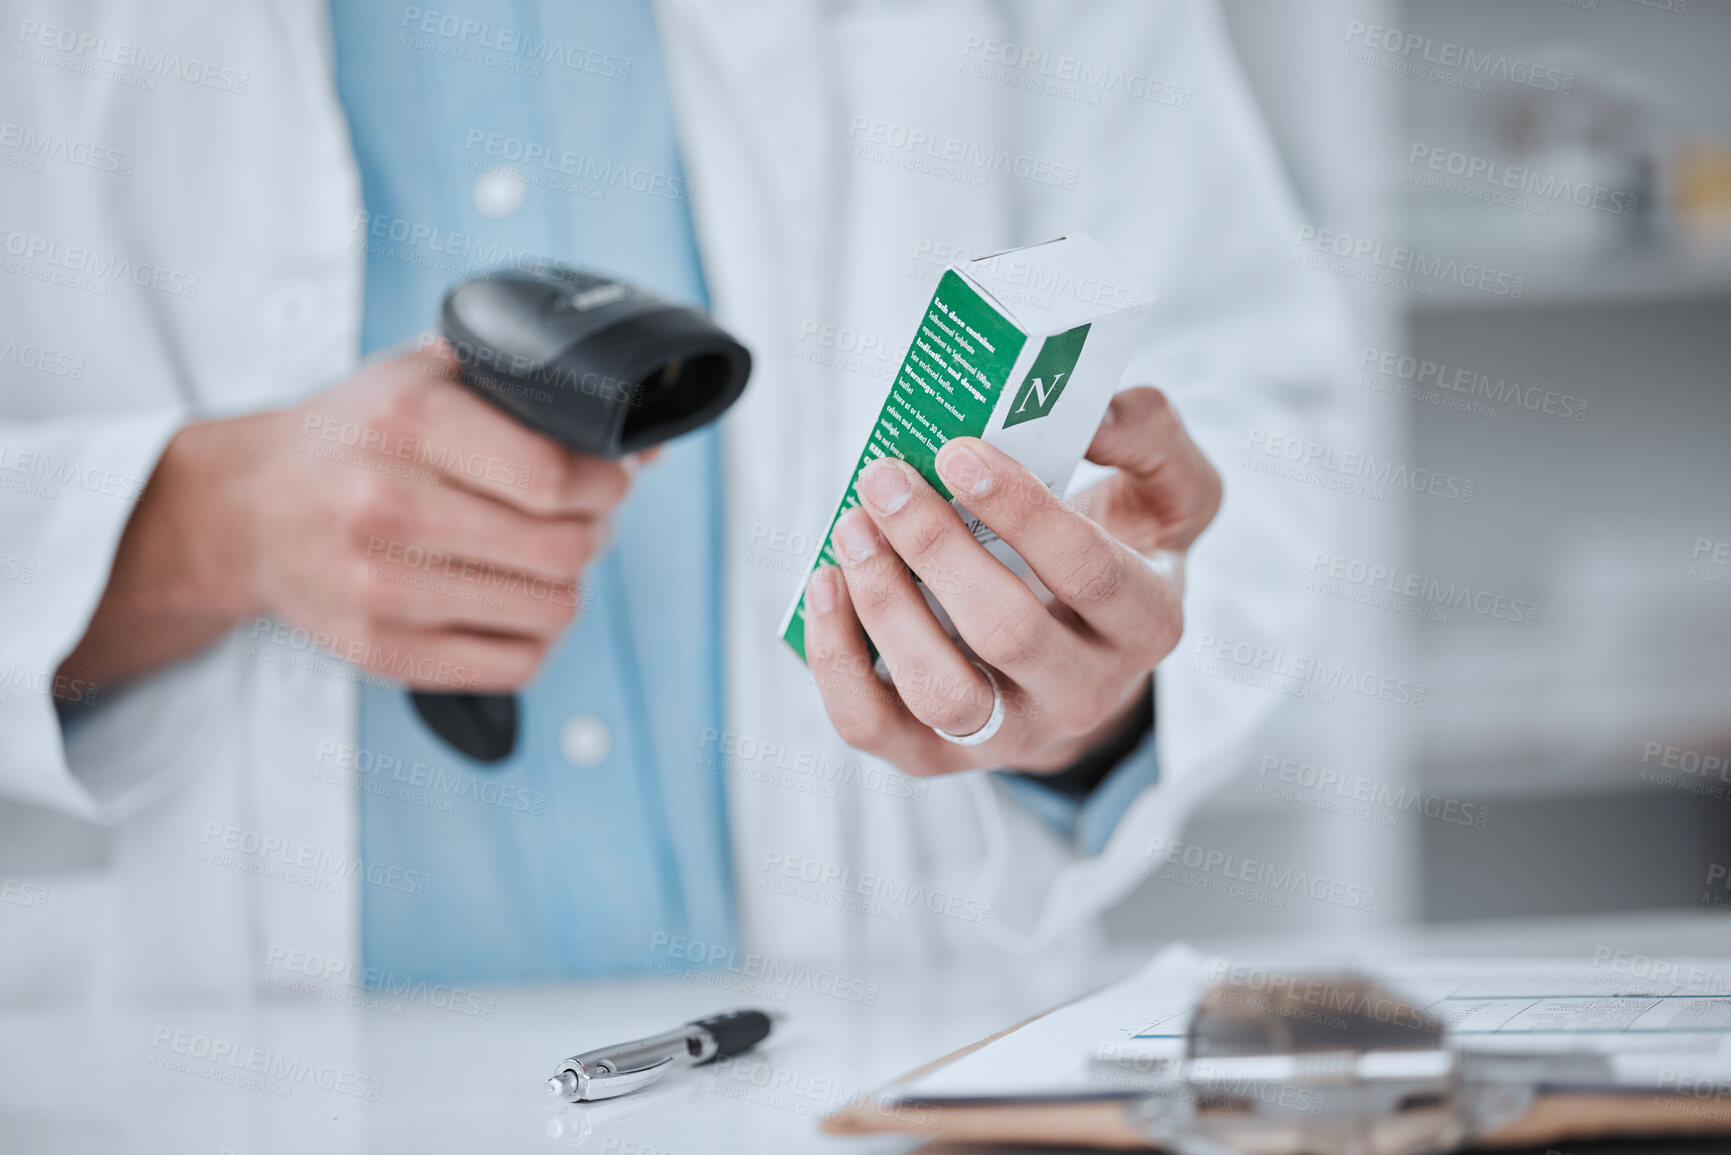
[546,1008,781,1102]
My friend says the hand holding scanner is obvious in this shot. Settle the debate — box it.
[410,265,752,763]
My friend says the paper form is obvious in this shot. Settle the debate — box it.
[884,945,1207,1103]
[1357,958,1731,1089]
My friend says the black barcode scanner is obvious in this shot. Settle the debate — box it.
[409,265,751,763]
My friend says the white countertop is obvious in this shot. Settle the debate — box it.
[3,909,1726,1155]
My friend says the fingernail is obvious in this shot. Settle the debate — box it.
[859,459,912,515]
[937,442,993,496]
[806,566,840,615]
[833,507,880,562]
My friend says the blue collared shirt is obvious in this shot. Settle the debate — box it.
[331,0,733,983]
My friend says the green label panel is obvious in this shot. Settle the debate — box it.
[782,270,1027,661]
[1003,323,1090,429]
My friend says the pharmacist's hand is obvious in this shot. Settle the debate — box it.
[802,387,1220,776]
[60,340,632,695]
[246,341,635,690]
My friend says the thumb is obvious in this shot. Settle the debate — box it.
[1083,387,1222,552]
[1086,387,1183,478]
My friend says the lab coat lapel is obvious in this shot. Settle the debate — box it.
[656,0,1046,966]
[656,0,881,960]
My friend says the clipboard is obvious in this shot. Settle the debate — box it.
[823,950,1731,1151]
[823,1011,1731,1149]
[822,1003,1152,1148]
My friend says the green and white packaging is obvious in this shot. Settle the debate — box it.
[781,233,1155,661]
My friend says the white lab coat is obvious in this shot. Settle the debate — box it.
[0,0,1354,1000]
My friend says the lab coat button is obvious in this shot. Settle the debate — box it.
[259,283,319,342]
[559,714,611,767]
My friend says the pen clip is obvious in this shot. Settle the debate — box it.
[593,1056,677,1100]
[550,1055,677,1102]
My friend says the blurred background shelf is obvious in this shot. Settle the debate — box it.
[1397,0,1731,920]
[1118,0,1731,950]
[1412,237,1731,309]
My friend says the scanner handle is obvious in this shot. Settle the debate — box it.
[408,691,519,764]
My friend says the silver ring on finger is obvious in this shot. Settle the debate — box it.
[933,662,1005,747]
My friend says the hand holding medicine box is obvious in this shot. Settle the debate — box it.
[781,233,1155,660]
